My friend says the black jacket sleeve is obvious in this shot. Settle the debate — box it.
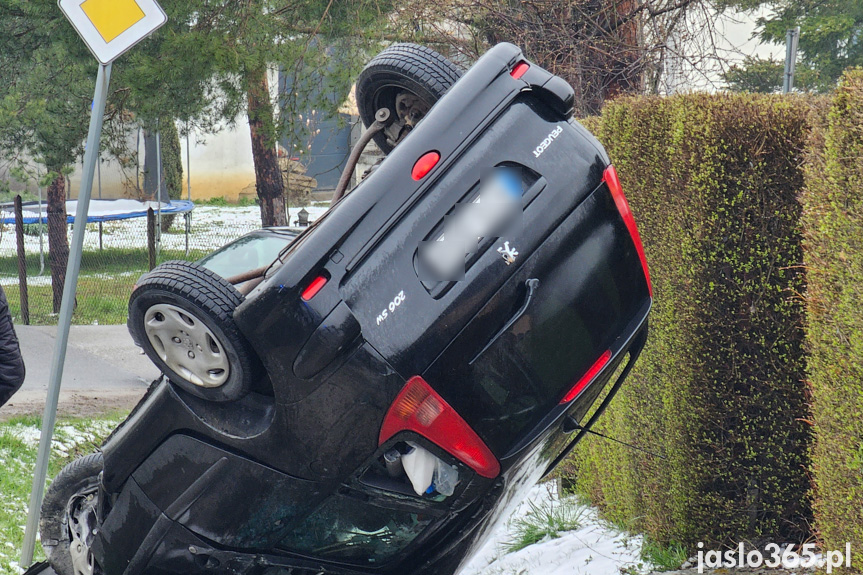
[0,285,25,407]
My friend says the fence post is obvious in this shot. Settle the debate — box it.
[14,195,30,325]
[184,212,191,257]
[147,207,156,270]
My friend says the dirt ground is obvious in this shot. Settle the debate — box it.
[0,388,146,421]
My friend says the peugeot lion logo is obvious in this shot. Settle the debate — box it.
[497,241,519,265]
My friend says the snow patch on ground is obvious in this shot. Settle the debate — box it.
[459,483,647,575]
[3,420,119,453]
[0,205,328,278]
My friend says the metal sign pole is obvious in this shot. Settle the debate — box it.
[98,148,103,250]
[137,126,142,193]
[783,26,800,94]
[20,61,113,567]
[186,126,192,201]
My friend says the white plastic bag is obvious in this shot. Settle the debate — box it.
[433,459,459,496]
[401,442,436,495]
[401,442,461,496]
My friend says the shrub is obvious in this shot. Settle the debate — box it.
[801,69,863,571]
[157,118,184,232]
[571,94,812,548]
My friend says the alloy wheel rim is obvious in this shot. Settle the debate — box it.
[66,489,99,575]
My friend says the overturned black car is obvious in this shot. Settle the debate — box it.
[38,42,652,575]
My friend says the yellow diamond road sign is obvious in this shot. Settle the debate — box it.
[59,0,167,64]
[81,0,147,43]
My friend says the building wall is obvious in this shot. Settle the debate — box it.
[67,68,283,203]
[180,122,257,202]
[61,120,258,203]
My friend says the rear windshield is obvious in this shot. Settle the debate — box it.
[278,494,432,565]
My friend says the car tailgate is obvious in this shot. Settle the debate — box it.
[339,100,607,378]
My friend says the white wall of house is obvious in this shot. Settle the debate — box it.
[180,122,257,202]
[62,119,257,203]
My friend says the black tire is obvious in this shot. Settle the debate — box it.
[40,453,104,575]
[356,43,463,154]
[128,260,257,402]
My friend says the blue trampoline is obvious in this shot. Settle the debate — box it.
[0,199,195,224]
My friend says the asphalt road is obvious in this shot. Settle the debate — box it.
[1,324,161,419]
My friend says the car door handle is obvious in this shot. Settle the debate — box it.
[469,278,539,365]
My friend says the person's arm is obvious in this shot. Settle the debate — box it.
[0,286,25,407]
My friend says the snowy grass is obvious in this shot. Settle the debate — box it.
[459,483,650,575]
[504,497,586,553]
[0,414,125,575]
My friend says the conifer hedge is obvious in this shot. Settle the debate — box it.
[802,70,863,569]
[571,94,813,547]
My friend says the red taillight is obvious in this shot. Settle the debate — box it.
[603,165,652,297]
[511,61,530,79]
[300,274,328,301]
[412,151,440,180]
[560,350,612,404]
[379,376,501,478]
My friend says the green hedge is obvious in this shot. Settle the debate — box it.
[570,94,813,547]
[802,70,863,570]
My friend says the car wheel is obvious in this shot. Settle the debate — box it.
[356,43,463,154]
[40,453,104,575]
[128,260,257,402]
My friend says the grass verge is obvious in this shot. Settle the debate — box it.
[0,413,125,574]
[194,197,258,207]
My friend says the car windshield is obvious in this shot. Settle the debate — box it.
[278,494,432,565]
[198,233,295,280]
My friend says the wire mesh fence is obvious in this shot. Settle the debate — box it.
[0,205,265,325]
